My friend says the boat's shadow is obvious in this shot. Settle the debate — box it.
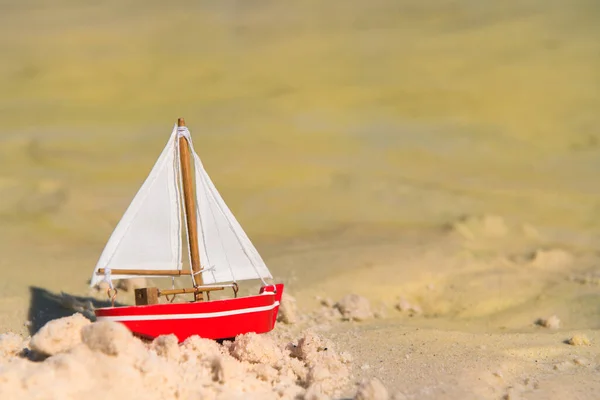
[27,286,126,336]
[28,287,245,344]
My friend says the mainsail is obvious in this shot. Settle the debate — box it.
[91,124,272,287]
[90,127,183,286]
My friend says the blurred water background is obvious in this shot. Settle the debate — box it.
[0,0,599,332]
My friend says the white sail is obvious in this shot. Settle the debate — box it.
[90,127,182,286]
[178,127,273,285]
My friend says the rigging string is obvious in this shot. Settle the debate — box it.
[181,127,217,284]
[172,127,184,288]
[193,265,215,275]
[103,268,118,306]
[199,167,237,283]
[103,267,113,289]
[194,171,214,284]
[165,293,176,303]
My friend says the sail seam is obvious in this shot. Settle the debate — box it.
[184,131,216,284]
[199,169,237,283]
[195,170,214,284]
[171,131,183,273]
[175,132,190,277]
[177,128,214,285]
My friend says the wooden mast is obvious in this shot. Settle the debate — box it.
[177,117,204,301]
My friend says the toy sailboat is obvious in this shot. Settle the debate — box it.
[90,118,283,341]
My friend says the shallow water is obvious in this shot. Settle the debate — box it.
[0,0,599,335]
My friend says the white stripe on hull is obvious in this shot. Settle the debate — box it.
[96,301,280,322]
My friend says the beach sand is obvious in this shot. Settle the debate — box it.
[1,0,600,398]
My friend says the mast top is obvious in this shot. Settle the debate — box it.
[178,117,186,127]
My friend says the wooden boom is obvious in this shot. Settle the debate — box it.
[97,268,193,276]
[135,286,228,305]
[159,286,225,296]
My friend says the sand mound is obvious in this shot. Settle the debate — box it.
[0,334,27,359]
[354,378,389,400]
[448,214,539,242]
[309,294,384,326]
[528,248,573,269]
[0,314,367,399]
[29,312,91,356]
[536,315,561,330]
[567,334,591,346]
[81,320,146,357]
[449,214,510,239]
[335,294,374,321]
[394,298,422,316]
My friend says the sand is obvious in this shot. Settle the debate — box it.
[0,316,352,399]
[2,218,600,399]
[1,0,600,399]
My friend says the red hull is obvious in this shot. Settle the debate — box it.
[95,284,284,341]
